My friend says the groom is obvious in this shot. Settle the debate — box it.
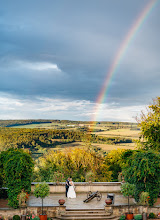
[65,177,70,197]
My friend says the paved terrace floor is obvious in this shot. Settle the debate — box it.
[28,193,136,209]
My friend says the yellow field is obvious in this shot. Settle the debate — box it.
[94,128,140,139]
[57,141,136,152]
[91,142,136,151]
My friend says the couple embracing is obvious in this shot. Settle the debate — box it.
[65,177,76,198]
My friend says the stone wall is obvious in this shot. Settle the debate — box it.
[31,182,121,193]
[1,205,160,219]
[105,205,160,216]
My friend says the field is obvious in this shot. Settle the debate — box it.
[0,120,140,154]
[58,141,136,152]
[94,128,140,139]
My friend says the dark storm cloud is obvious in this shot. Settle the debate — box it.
[0,0,159,120]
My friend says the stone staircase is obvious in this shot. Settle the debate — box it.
[57,209,118,220]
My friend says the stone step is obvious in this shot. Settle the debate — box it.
[58,209,116,220]
[57,215,117,220]
[62,213,109,217]
[66,209,105,211]
[65,210,106,214]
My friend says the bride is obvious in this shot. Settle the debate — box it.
[67,178,76,198]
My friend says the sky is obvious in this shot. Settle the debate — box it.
[0,0,159,122]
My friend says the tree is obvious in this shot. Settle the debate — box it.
[33,147,112,182]
[122,150,160,206]
[137,97,160,151]
[106,149,127,181]
[0,148,34,208]
[121,182,135,213]
[34,182,49,215]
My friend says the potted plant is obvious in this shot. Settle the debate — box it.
[17,189,29,207]
[58,199,65,205]
[120,182,135,220]
[33,182,50,220]
[105,198,112,205]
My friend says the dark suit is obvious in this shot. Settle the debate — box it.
[65,179,70,197]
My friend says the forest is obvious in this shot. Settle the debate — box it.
[0,127,132,152]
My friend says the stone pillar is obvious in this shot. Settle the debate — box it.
[104,205,113,216]
[56,205,66,218]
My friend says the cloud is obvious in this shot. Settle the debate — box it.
[16,60,61,71]
[0,92,146,122]
[0,0,159,121]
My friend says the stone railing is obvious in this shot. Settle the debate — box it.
[31,182,122,193]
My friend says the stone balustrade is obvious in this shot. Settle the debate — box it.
[31,182,122,193]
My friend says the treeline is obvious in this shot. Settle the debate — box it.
[0,119,81,127]
[0,128,86,151]
[0,119,54,127]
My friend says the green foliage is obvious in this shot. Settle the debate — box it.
[134,215,142,220]
[122,150,160,206]
[139,192,149,205]
[119,215,126,220]
[50,171,65,183]
[33,217,40,220]
[106,149,127,181]
[120,182,135,198]
[137,96,160,151]
[34,182,49,199]
[120,182,135,213]
[34,182,49,215]
[0,148,34,208]
[149,213,157,219]
[85,171,96,182]
[13,215,20,220]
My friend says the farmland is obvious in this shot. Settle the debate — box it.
[0,120,140,157]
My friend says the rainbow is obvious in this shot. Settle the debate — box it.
[90,0,158,130]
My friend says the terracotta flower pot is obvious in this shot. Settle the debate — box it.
[125,213,134,220]
[59,199,65,205]
[39,214,47,220]
[105,198,112,205]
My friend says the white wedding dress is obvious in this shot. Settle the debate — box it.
[67,181,76,198]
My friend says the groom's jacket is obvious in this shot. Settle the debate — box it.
[65,180,70,188]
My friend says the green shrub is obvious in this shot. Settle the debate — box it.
[139,192,149,205]
[0,148,34,208]
[13,215,20,220]
[149,213,157,219]
[119,215,126,220]
[33,217,40,220]
[134,214,142,220]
